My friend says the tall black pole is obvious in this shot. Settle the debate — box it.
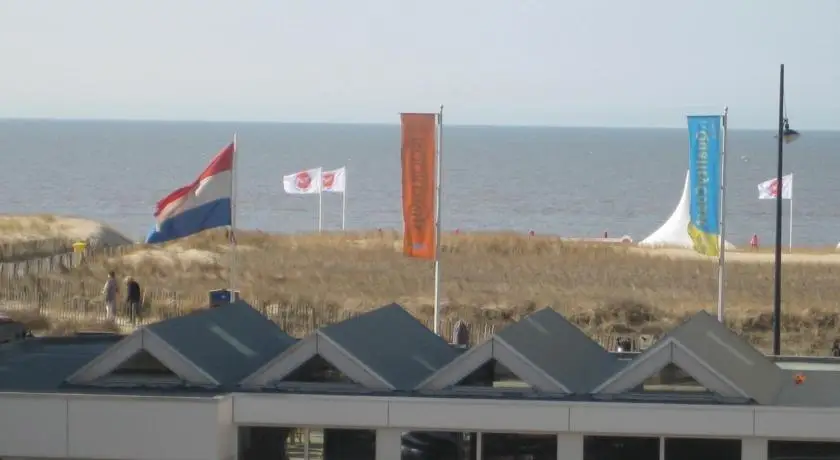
[772,64,785,356]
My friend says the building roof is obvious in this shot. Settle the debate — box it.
[4,302,840,407]
[65,301,297,388]
[318,304,460,390]
[0,335,119,392]
[145,301,297,385]
[243,304,461,390]
[417,308,620,393]
[774,369,840,407]
[665,311,783,405]
[593,311,783,405]
[494,308,621,393]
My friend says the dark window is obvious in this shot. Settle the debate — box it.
[770,440,840,460]
[584,435,659,460]
[284,355,354,383]
[665,437,741,460]
[111,350,176,377]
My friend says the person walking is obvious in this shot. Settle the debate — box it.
[125,276,142,324]
[102,271,119,320]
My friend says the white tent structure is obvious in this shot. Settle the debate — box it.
[640,170,735,249]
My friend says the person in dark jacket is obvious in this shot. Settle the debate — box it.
[125,276,142,324]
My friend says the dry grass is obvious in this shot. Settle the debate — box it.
[27,228,840,355]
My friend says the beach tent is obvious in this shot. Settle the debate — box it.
[639,171,735,250]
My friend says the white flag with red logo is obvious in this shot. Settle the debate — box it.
[757,174,793,200]
[322,167,346,193]
[282,167,323,194]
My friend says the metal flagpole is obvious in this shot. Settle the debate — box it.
[230,133,238,295]
[433,105,444,336]
[317,167,323,232]
[717,107,729,322]
[342,163,348,231]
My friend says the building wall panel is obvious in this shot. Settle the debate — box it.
[67,395,220,460]
[570,403,756,437]
[388,398,571,433]
[0,393,68,458]
[233,393,389,428]
[755,407,840,440]
[216,395,237,460]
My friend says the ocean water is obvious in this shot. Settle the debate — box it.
[1,119,838,246]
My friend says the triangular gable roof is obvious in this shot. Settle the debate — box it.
[593,311,783,404]
[146,301,297,385]
[417,308,617,393]
[67,301,296,387]
[66,328,217,386]
[666,310,783,404]
[241,304,459,390]
[495,308,620,393]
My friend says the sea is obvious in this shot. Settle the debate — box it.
[1,119,838,247]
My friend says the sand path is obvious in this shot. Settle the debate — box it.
[631,247,840,265]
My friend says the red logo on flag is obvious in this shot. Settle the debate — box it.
[323,172,335,189]
[769,179,779,197]
[295,172,312,190]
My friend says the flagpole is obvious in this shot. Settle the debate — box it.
[230,133,238,296]
[433,105,444,336]
[342,163,348,231]
[717,107,729,323]
[317,167,323,232]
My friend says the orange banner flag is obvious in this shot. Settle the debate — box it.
[400,113,438,260]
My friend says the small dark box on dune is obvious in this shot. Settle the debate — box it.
[208,289,240,307]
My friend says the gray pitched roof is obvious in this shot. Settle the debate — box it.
[320,304,460,390]
[0,336,119,392]
[666,311,783,404]
[147,301,297,386]
[495,308,621,393]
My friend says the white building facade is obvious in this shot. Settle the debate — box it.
[2,390,840,460]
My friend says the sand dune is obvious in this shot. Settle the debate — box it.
[0,214,134,247]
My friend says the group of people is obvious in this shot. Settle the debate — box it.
[101,271,143,323]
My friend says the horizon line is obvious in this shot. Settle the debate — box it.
[0,116,837,133]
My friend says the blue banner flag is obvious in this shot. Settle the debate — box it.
[686,115,722,257]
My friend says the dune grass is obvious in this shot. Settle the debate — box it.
[25,228,840,355]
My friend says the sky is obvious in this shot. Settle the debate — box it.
[1,0,838,129]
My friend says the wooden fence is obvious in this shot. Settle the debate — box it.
[0,280,500,343]
[0,244,136,279]
[0,276,636,349]
[0,243,645,349]
[0,238,75,261]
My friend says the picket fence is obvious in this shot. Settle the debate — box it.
[0,243,641,349]
[0,284,498,344]
[0,243,137,279]
[0,238,75,261]
[0,277,636,348]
